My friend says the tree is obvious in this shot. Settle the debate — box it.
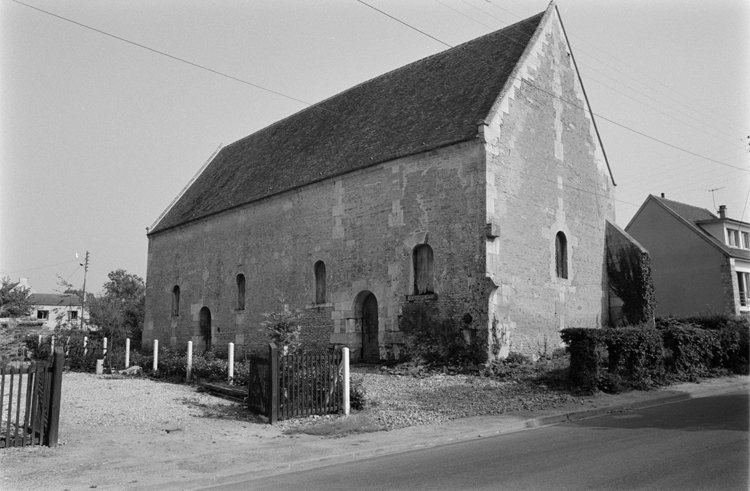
[0,276,32,318]
[87,270,145,346]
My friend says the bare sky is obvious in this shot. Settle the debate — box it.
[1,0,748,295]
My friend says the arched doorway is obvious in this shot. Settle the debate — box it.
[199,307,212,351]
[361,293,379,363]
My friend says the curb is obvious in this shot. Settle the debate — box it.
[183,378,749,490]
[508,378,749,434]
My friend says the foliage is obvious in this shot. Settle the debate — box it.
[0,276,32,318]
[656,313,749,376]
[661,325,740,381]
[656,312,748,331]
[603,326,664,390]
[560,328,602,393]
[399,302,483,366]
[262,310,302,354]
[0,319,42,364]
[350,376,367,410]
[87,269,145,348]
[607,245,655,326]
[562,318,748,393]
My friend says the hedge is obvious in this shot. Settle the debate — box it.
[562,317,748,393]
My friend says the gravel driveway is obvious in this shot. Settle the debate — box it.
[0,367,576,490]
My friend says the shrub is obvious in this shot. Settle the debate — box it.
[560,328,601,393]
[399,302,482,365]
[662,325,724,381]
[149,348,188,380]
[350,377,367,410]
[262,310,302,354]
[603,326,664,390]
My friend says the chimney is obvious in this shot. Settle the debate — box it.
[660,193,665,198]
[718,205,727,219]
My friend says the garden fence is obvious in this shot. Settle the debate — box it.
[0,347,63,448]
[248,344,349,423]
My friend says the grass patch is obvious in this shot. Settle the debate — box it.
[283,411,385,438]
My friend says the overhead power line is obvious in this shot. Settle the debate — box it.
[15,0,749,178]
[11,0,315,108]
[357,0,749,174]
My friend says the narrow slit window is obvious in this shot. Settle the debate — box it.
[315,261,326,304]
[555,232,568,279]
[413,244,434,295]
[172,285,180,316]
[236,274,246,310]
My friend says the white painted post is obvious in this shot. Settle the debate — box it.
[342,347,350,416]
[83,336,88,357]
[103,337,108,357]
[125,338,131,368]
[51,336,55,353]
[186,341,193,381]
[228,342,235,384]
[153,339,159,372]
[38,334,42,346]
[65,336,70,356]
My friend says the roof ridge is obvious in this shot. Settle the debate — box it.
[150,10,547,234]
[223,12,546,154]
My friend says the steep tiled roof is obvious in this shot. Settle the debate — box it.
[150,11,546,234]
[655,197,716,223]
[651,196,750,260]
[29,293,81,307]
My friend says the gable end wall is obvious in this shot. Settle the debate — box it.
[482,10,615,358]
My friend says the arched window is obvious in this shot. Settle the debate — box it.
[413,244,434,295]
[555,232,568,279]
[172,285,180,316]
[314,261,326,304]
[236,274,246,310]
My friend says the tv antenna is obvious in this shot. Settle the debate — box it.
[708,187,725,211]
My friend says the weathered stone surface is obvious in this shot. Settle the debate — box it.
[143,8,614,361]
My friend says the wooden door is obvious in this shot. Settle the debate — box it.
[362,294,379,363]
[199,307,212,351]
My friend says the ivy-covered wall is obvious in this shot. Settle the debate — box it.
[606,221,656,326]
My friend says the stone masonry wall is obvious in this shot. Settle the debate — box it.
[143,141,487,360]
[482,11,615,359]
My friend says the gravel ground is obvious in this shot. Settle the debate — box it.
[0,365,577,489]
[350,367,578,429]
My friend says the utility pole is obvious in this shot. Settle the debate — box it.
[81,251,89,330]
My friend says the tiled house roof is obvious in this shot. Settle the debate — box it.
[150,12,546,234]
[650,195,750,260]
[28,293,81,307]
[655,197,716,223]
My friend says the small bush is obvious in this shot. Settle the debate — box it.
[560,328,601,393]
[399,302,483,366]
[350,377,367,410]
[262,310,302,354]
[603,326,664,390]
[662,325,725,380]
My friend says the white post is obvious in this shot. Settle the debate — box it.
[103,337,108,357]
[38,334,42,346]
[342,347,350,416]
[83,336,88,357]
[125,338,131,368]
[228,342,235,384]
[153,339,159,372]
[65,336,70,356]
[51,336,55,352]
[186,341,193,381]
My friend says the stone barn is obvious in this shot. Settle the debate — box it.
[143,4,618,361]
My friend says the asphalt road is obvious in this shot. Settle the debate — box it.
[206,392,749,491]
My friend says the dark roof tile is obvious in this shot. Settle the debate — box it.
[151,11,546,233]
